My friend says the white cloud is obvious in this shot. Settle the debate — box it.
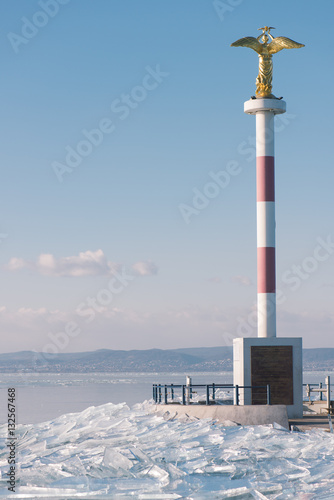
[7,257,26,271]
[0,304,333,353]
[17,307,49,316]
[131,261,158,276]
[6,250,158,278]
[208,277,222,284]
[231,275,253,286]
[320,283,334,288]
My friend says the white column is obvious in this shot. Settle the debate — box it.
[244,98,286,338]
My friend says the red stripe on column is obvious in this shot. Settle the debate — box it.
[257,156,275,202]
[257,247,276,293]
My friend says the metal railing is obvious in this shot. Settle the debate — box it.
[304,376,333,413]
[304,382,327,401]
[153,383,271,406]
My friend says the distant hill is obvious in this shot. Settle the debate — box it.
[0,347,233,373]
[303,348,334,371]
[0,347,332,373]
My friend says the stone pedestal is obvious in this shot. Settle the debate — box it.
[233,337,303,418]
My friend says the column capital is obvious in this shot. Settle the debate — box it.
[244,98,286,115]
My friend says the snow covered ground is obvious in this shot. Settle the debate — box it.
[1,401,334,499]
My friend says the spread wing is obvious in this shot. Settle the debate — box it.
[231,37,263,54]
[268,36,305,54]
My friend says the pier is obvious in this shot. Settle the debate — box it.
[153,376,334,431]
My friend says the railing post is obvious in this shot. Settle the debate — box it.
[319,382,323,401]
[164,385,168,404]
[306,384,310,402]
[234,385,239,405]
[153,384,156,403]
[266,384,271,405]
[158,385,162,403]
[206,385,210,405]
[326,376,331,412]
[171,383,174,401]
[186,376,192,405]
[212,383,215,401]
[182,385,186,405]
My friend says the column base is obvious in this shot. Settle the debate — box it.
[233,337,303,418]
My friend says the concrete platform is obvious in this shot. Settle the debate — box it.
[289,414,333,432]
[303,400,333,415]
[154,404,289,429]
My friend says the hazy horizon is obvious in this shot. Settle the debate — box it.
[0,344,333,356]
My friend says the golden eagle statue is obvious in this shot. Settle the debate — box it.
[231,26,304,98]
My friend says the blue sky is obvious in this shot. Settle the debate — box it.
[0,0,333,353]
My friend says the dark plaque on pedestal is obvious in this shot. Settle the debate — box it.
[251,346,293,405]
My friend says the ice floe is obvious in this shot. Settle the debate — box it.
[0,401,334,498]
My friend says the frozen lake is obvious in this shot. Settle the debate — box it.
[0,372,334,498]
[0,372,233,424]
[1,399,334,498]
[0,371,333,424]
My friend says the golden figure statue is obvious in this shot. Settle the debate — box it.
[231,27,304,98]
